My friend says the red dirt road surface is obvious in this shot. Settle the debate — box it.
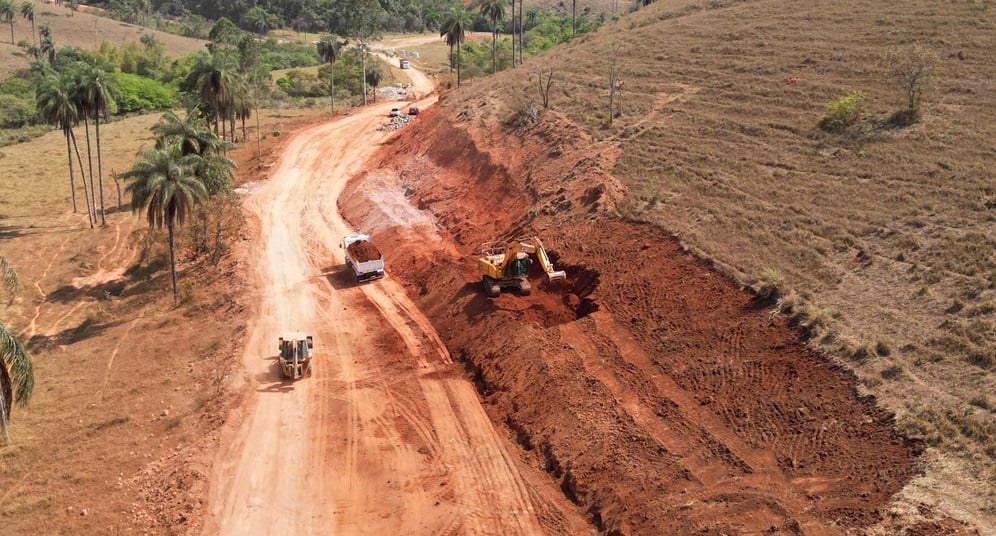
[202,92,592,534]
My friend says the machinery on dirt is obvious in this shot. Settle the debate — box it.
[342,233,385,283]
[277,332,314,379]
[477,236,567,297]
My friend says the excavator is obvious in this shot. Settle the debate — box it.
[477,236,567,297]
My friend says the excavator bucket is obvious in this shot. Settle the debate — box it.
[544,270,567,285]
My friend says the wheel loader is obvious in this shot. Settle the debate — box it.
[477,236,567,297]
[277,332,314,379]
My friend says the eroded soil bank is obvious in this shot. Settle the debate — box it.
[339,103,944,534]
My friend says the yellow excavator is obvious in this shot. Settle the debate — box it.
[477,236,567,297]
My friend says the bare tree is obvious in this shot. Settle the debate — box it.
[886,43,936,124]
[608,44,622,126]
[534,67,555,108]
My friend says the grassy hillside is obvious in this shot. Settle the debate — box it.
[0,2,206,78]
[441,0,995,528]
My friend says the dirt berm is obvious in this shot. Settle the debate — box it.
[338,104,929,534]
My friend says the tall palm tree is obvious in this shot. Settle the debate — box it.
[316,34,343,111]
[188,52,237,138]
[75,62,118,226]
[123,145,208,300]
[18,1,32,47]
[0,0,15,45]
[37,70,90,217]
[1,255,33,446]
[440,8,471,87]
[39,23,54,65]
[480,0,506,74]
[237,34,268,157]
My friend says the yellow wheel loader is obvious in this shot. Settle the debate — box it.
[477,236,567,297]
[277,332,314,380]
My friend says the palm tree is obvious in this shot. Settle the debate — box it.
[37,70,90,217]
[75,62,118,226]
[1,255,33,446]
[440,8,472,87]
[39,23,54,65]
[237,34,268,157]
[151,109,228,157]
[0,0,15,45]
[18,1,32,47]
[123,145,208,301]
[480,0,506,74]
[316,34,343,111]
[188,52,237,139]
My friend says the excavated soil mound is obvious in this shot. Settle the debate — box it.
[346,105,928,534]
[347,239,381,262]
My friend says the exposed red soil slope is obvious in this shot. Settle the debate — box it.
[340,103,941,534]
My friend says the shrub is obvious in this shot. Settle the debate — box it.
[113,72,175,113]
[0,94,35,128]
[819,91,865,132]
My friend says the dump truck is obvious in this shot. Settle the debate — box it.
[342,233,385,283]
[477,236,567,297]
[278,332,313,379]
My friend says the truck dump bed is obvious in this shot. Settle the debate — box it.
[342,233,385,283]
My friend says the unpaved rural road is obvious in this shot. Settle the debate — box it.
[200,66,564,534]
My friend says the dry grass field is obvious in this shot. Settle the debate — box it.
[0,1,207,78]
[440,0,995,528]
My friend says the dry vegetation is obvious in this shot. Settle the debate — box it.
[442,0,994,528]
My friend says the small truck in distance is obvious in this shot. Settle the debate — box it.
[342,233,385,283]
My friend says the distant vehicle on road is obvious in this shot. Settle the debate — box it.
[389,107,401,117]
[399,59,410,69]
[408,106,419,116]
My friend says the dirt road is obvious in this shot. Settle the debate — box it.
[201,82,586,533]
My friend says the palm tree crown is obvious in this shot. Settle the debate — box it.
[1,255,33,446]
[440,8,472,86]
[480,0,506,74]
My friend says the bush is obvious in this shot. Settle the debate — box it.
[113,72,175,113]
[0,94,35,128]
[819,91,865,132]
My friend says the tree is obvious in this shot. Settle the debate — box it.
[237,34,269,157]
[316,34,344,111]
[123,145,208,300]
[75,62,119,226]
[0,255,33,446]
[0,0,15,45]
[188,51,238,138]
[207,17,242,48]
[509,0,515,67]
[37,70,87,217]
[440,8,471,87]
[886,43,936,124]
[244,6,271,35]
[18,1,33,47]
[341,0,382,106]
[38,23,54,64]
[480,0,505,74]
[152,109,229,157]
